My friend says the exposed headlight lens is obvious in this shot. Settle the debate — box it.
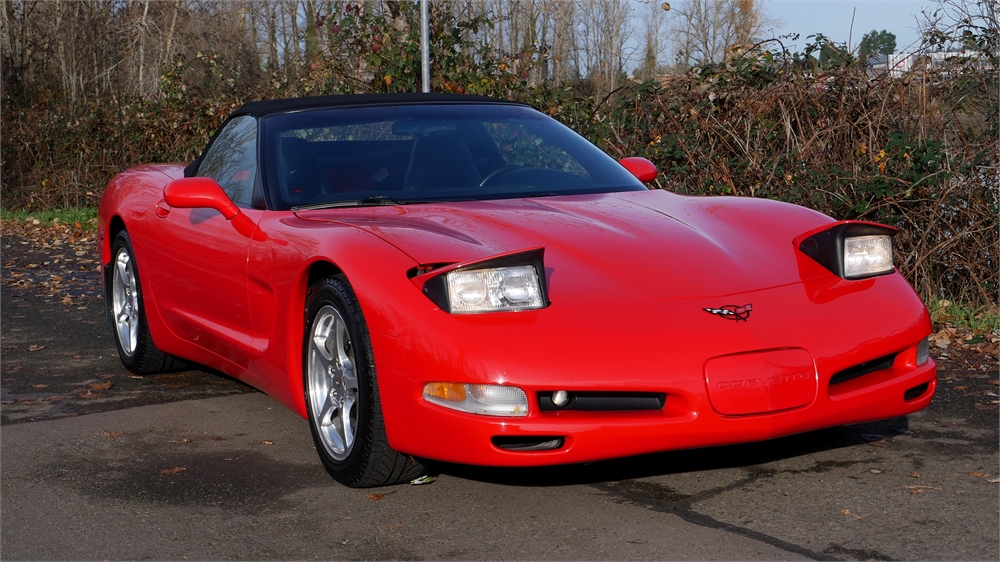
[917,338,930,366]
[446,265,544,314]
[422,382,529,416]
[844,235,893,278]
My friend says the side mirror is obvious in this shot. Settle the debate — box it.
[164,177,239,217]
[163,177,259,239]
[619,157,658,183]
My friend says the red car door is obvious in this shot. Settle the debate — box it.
[142,114,263,364]
[144,206,260,361]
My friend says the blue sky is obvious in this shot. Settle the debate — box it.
[760,0,938,53]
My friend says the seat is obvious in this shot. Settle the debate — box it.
[403,131,482,191]
[279,137,331,204]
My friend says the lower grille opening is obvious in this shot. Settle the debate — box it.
[538,392,666,412]
[904,382,930,402]
[829,353,897,386]
[492,436,565,452]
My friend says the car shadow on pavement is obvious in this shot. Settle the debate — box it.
[429,416,909,487]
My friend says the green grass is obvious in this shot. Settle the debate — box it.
[1,207,98,230]
[930,299,1000,335]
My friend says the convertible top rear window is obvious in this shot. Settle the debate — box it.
[260,104,646,210]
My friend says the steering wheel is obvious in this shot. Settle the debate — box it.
[479,165,524,187]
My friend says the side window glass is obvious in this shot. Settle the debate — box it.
[197,115,258,206]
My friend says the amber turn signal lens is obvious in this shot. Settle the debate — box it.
[422,382,467,402]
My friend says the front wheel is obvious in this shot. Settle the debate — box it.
[304,275,425,487]
[109,231,184,374]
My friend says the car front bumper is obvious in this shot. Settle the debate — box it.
[372,272,936,466]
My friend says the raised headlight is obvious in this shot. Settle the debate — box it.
[446,266,544,313]
[844,235,894,278]
[421,247,549,314]
[797,221,897,280]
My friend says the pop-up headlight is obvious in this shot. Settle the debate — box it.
[797,221,897,280]
[421,248,549,314]
[844,235,893,278]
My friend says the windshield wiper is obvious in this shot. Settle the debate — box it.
[292,195,403,211]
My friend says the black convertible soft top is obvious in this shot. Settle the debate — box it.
[231,93,524,118]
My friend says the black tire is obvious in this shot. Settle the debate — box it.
[109,231,185,374]
[303,275,425,487]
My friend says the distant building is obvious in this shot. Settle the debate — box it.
[867,50,990,77]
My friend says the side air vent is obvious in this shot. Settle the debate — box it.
[904,382,930,402]
[492,436,565,451]
[829,353,897,386]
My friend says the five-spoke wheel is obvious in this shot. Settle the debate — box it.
[112,243,141,358]
[307,305,360,461]
[303,275,426,487]
[108,231,183,374]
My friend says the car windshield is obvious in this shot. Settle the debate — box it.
[260,104,647,210]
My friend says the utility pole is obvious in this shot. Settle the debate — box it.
[421,0,430,93]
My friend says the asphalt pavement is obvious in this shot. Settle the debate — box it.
[2,228,998,561]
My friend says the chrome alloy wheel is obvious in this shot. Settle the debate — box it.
[112,248,140,358]
[307,305,360,461]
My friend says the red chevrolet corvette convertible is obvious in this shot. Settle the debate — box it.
[98,93,936,487]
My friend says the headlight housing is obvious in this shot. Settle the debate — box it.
[798,221,896,280]
[421,248,549,314]
[844,235,893,278]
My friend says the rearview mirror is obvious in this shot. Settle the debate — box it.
[164,177,239,217]
[619,157,658,183]
[163,177,259,239]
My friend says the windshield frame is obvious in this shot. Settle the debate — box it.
[260,103,647,211]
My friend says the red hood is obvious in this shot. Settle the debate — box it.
[296,190,832,300]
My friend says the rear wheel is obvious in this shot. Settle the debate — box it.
[304,275,425,487]
[110,231,184,374]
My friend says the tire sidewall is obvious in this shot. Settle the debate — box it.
[303,276,376,482]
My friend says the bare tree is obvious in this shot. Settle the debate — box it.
[635,1,670,81]
[670,0,769,67]
[577,0,634,95]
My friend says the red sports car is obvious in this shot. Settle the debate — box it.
[98,93,936,487]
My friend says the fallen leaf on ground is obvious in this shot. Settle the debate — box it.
[211,437,227,441]
[168,438,193,444]
[104,431,124,438]
[27,344,45,352]
[988,478,1000,483]
[89,381,112,390]
[937,422,959,429]
[257,440,275,445]
[908,472,920,479]
[160,467,186,475]
[31,384,50,390]
[366,493,384,501]
[969,472,990,477]
[906,485,941,492]
[840,509,867,520]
